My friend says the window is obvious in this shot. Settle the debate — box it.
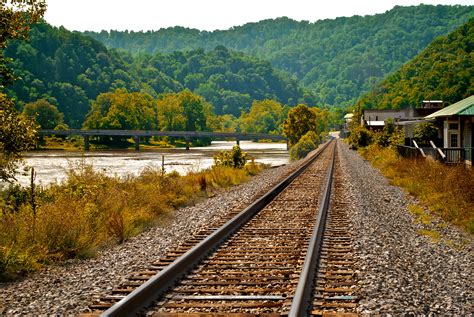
[450,134,458,147]
[449,123,458,130]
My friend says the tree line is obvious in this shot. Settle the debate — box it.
[5,23,314,128]
[85,5,474,107]
[356,18,474,110]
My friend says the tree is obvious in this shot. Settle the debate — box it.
[1,93,38,182]
[283,104,319,147]
[414,122,439,144]
[23,99,64,129]
[157,90,211,132]
[1,0,46,182]
[1,0,47,87]
[83,89,157,145]
[240,99,287,134]
[289,131,320,160]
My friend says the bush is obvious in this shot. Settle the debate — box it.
[414,122,438,145]
[348,125,372,149]
[289,131,320,160]
[213,145,247,169]
[0,156,267,278]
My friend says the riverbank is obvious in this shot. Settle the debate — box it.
[0,162,300,315]
[17,141,289,187]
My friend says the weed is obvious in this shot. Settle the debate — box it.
[418,229,441,243]
[361,145,474,235]
[408,204,432,225]
[0,158,266,278]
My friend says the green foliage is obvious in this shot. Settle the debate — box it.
[5,23,311,126]
[1,1,45,183]
[22,99,64,129]
[213,145,247,169]
[0,93,38,182]
[85,5,473,107]
[283,104,328,147]
[359,18,474,109]
[157,90,211,132]
[348,119,404,150]
[289,131,320,160]
[0,0,47,87]
[240,99,289,134]
[414,122,439,144]
[347,124,372,149]
[83,88,157,144]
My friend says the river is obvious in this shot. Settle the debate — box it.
[16,141,289,187]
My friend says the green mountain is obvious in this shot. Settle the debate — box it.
[5,23,310,127]
[357,18,473,109]
[85,5,474,107]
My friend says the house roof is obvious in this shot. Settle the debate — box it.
[343,113,354,119]
[425,95,474,118]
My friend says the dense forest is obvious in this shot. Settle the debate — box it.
[5,23,310,128]
[85,5,474,107]
[357,18,474,109]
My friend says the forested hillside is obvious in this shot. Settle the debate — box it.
[5,23,310,127]
[357,18,474,109]
[85,5,474,106]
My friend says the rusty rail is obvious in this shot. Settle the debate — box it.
[101,140,333,317]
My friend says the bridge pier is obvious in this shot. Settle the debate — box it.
[185,137,190,151]
[134,136,140,151]
[84,136,90,151]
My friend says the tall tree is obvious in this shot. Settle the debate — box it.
[23,99,64,129]
[83,89,158,131]
[1,0,46,182]
[283,104,321,147]
[240,99,288,134]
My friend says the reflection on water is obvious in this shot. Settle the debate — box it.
[16,141,289,187]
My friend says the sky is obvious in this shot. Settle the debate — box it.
[44,0,473,32]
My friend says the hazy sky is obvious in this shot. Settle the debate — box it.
[44,0,473,32]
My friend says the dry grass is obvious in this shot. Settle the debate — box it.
[0,161,264,278]
[361,145,474,235]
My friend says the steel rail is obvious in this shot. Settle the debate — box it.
[288,140,336,317]
[101,139,334,317]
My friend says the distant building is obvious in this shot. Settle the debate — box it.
[340,113,354,138]
[425,95,474,165]
[362,102,443,145]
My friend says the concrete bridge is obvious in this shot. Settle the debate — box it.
[39,129,288,151]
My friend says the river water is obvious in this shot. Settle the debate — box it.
[16,141,289,187]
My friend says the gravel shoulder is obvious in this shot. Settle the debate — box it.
[337,140,473,315]
[0,162,300,315]
[1,141,472,315]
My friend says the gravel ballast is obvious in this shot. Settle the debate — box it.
[337,141,473,315]
[0,163,300,315]
[1,140,472,315]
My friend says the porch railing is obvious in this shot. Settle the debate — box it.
[397,144,473,165]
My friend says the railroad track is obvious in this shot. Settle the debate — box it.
[82,139,358,316]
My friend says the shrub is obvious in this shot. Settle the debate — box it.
[348,124,372,149]
[414,122,439,145]
[289,131,319,160]
[213,145,247,169]
[0,155,267,278]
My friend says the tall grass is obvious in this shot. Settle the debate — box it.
[360,145,474,235]
[0,161,264,278]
